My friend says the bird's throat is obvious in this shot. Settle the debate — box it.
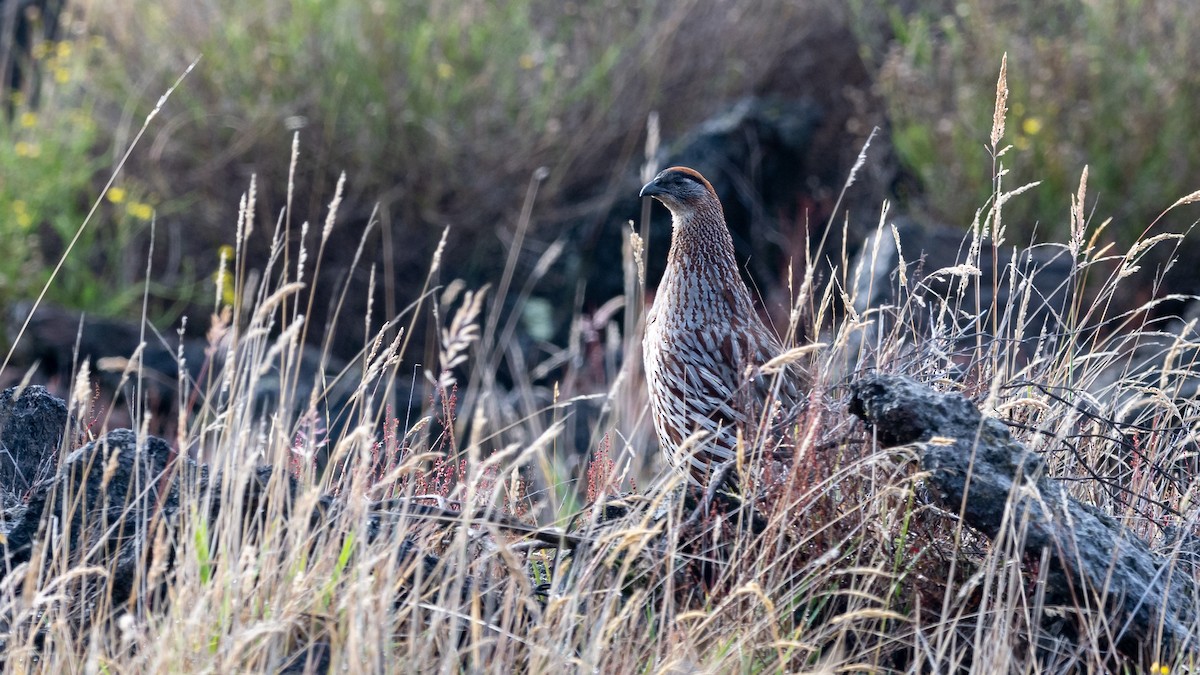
[657,207,752,327]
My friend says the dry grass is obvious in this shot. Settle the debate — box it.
[2,55,1199,675]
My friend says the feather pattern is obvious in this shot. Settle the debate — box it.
[640,167,803,485]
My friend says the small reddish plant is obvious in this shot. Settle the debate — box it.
[586,433,620,503]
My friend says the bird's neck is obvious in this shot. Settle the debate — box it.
[665,202,742,279]
[657,201,755,315]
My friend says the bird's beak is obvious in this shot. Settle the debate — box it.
[639,177,664,198]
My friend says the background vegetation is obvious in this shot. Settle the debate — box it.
[857,0,1200,243]
[4,1,1197,328]
[0,0,1199,672]
[7,0,839,329]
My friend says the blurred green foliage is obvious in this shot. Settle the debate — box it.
[75,0,817,341]
[5,0,821,346]
[97,0,660,229]
[858,0,1200,242]
[0,37,153,317]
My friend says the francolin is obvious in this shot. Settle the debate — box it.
[639,166,802,487]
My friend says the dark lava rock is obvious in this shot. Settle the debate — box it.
[278,641,332,675]
[849,373,1197,655]
[6,302,211,426]
[0,385,68,510]
[7,302,361,450]
[2,429,204,611]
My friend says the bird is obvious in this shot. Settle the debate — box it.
[639,166,803,487]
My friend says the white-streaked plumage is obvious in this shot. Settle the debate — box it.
[639,166,802,485]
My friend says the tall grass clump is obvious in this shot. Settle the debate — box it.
[1,59,1199,675]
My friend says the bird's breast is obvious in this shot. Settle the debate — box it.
[653,273,737,331]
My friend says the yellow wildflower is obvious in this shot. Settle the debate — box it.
[54,67,69,84]
[106,187,127,204]
[12,200,32,229]
[19,112,36,128]
[14,141,39,157]
[1022,117,1043,136]
[55,41,72,60]
[129,202,153,221]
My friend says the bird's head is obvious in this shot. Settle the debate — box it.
[639,166,719,215]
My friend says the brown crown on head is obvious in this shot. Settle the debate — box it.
[639,166,719,205]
